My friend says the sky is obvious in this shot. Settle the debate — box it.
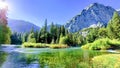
[5,0,120,27]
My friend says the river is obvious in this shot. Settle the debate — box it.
[0,45,117,68]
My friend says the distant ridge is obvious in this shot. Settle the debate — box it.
[8,19,40,33]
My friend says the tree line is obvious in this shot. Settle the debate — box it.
[1,6,119,47]
[11,19,85,46]
[85,12,120,43]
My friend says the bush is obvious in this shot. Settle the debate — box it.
[22,42,68,49]
[22,42,49,48]
[92,54,120,68]
[49,44,68,49]
[81,38,120,50]
[59,36,69,44]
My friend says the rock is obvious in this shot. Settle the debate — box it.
[65,3,117,33]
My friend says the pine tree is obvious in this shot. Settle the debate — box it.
[107,12,120,39]
[34,31,39,43]
[60,26,65,36]
[44,19,48,43]
[50,22,54,40]
[56,27,60,43]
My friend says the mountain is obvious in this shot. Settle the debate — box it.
[117,10,120,14]
[8,19,40,33]
[65,3,116,33]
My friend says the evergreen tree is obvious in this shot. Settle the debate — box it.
[0,7,11,44]
[38,31,42,42]
[86,28,99,43]
[22,34,26,43]
[56,27,60,43]
[44,19,48,43]
[60,26,65,36]
[34,31,39,43]
[11,32,22,44]
[39,19,49,43]
[98,28,108,38]
[107,12,120,39]
[50,22,55,41]
[27,32,36,43]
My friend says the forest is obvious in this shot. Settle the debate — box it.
[1,10,120,50]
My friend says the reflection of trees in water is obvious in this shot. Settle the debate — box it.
[1,52,28,68]
[0,51,8,67]
[1,52,39,68]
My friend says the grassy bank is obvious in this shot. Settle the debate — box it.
[81,38,120,50]
[92,54,120,68]
[22,42,68,49]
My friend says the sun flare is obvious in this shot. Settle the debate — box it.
[0,1,8,9]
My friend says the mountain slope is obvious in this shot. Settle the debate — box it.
[8,19,40,33]
[65,3,116,33]
[118,10,120,14]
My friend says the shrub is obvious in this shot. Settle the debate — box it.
[49,44,68,49]
[59,36,69,44]
[22,42,68,49]
[22,42,49,48]
[81,38,120,50]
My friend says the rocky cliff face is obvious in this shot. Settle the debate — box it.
[65,3,116,33]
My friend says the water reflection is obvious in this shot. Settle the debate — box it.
[0,51,8,67]
[0,52,40,68]
[0,46,111,68]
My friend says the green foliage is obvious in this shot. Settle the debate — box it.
[60,26,65,36]
[72,33,85,46]
[11,32,23,44]
[81,38,120,50]
[0,8,11,44]
[98,28,108,38]
[36,49,105,68]
[22,42,68,49]
[81,12,120,50]
[49,44,68,49]
[22,42,49,48]
[27,33,36,43]
[86,28,99,43]
[0,52,8,66]
[0,25,11,44]
[92,54,120,68]
[59,35,69,45]
[107,12,120,39]
[51,39,55,44]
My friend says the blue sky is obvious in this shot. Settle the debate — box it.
[6,0,120,27]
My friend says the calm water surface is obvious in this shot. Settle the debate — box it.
[0,45,113,68]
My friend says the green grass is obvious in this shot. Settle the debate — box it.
[22,43,49,48]
[36,49,106,68]
[25,48,116,68]
[22,42,68,49]
[49,44,68,49]
[81,38,120,50]
[92,54,120,68]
